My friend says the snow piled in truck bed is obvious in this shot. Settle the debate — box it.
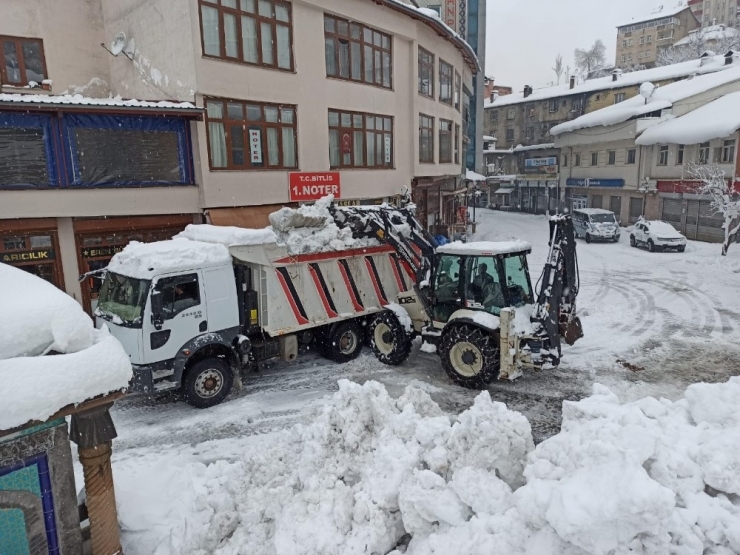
[176,224,278,246]
[116,377,740,555]
[0,264,131,430]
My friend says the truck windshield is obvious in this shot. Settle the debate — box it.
[96,272,151,327]
[503,255,533,307]
[590,214,616,223]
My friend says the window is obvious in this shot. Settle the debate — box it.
[640,36,645,44]
[608,150,616,165]
[454,123,460,164]
[328,110,393,169]
[614,93,626,104]
[622,40,627,47]
[418,47,434,97]
[621,55,626,62]
[505,128,514,142]
[464,256,506,316]
[205,98,297,169]
[572,98,583,112]
[507,108,515,120]
[591,152,598,166]
[677,144,684,164]
[324,15,391,88]
[627,148,636,164]
[454,71,461,111]
[722,139,735,163]
[439,60,453,105]
[627,38,634,46]
[658,145,669,165]
[627,54,633,61]
[699,142,710,164]
[426,4,441,15]
[525,127,533,140]
[647,35,652,43]
[158,274,201,320]
[490,110,498,123]
[574,153,581,166]
[0,36,47,86]
[439,119,452,163]
[199,0,294,70]
[563,154,568,167]
[548,99,558,113]
[527,105,535,117]
[419,114,434,163]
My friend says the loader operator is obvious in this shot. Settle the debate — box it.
[472,263,504,312]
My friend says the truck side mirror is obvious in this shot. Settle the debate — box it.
[151,291,164,330]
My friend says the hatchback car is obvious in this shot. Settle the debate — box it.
[630,220,687,252]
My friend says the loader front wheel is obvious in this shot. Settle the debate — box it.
[369,311,412,366]
[439,325,500,389]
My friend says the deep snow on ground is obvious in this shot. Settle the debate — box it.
[100,209,740,553]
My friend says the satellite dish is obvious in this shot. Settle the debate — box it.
[110,32,127,57]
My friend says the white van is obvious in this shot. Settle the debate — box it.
[572,209,620,243]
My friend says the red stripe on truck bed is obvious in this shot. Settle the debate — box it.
[274,245,395,264]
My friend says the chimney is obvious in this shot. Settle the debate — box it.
[569,76,576,89]
[725,50,735,65]
[523,85,533,98]
[612,68,623,82]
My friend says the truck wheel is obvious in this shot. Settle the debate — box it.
[439,325,500,389]
[369,311,412,366]
[585,233,592,244]
[183,358,233,409]
[328,321,363,363]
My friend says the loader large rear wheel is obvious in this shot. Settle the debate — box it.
[369,311,412,366]
[439,325,500,389]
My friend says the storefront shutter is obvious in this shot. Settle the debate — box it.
[628,197,643,223]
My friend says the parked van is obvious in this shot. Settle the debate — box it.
[572,209,620,243]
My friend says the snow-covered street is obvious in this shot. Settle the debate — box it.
[103,209,740,554]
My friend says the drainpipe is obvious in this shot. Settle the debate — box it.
[637,144,645,217]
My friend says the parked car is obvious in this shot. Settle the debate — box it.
[572,209,621,243]
[630,220,687,252]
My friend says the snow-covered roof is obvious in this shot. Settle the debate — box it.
[107,239,232,279]
[674,24,739,46]
[574,208,616,215]
[485,54,738,110]
[437,240,532,256]
[0,93,199,112]
[176,224,278,247]
[636,89,740,145]
[483,135,496,141]
[493,187,515,194]
[617,2,691,28]
[0,264,131,431]
[552,65,740,136]
[514,143,556,152]
[488,174,517,182]
[466,169,488,182]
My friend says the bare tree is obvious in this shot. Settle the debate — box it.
[574,40,607,74]
[687,163,740,256]
[553,54,564,85]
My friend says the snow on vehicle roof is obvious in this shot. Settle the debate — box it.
[644,220,685,238]
[176,224,278,247]
[107,239,232,279]
[437,240,532,256]
[552,64,740,136]
[0,264,131,431]
[0,93,199,111]
[574,208,615,215]
[636,89,740,145]
[485,54,738,110]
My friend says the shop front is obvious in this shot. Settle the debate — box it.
[0,218,63,288]
[74,215,196,313]
[657,180,735,243]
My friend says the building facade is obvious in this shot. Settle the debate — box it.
[1,0,477,311]
[690,0,740,27]
[484,77,513,102]
[615,5,700,69]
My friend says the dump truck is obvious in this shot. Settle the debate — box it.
[95,201,582,408]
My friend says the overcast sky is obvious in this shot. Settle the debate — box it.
[485,0,668,93]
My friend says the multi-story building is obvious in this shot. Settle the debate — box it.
[615,4,700,69]
[484,77,513,102]
[1,0,477,311]
[689,0,740,27]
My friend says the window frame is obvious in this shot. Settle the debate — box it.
[418,47,435,98]
[591,151,599,166]
[204,96,299,171]
[614,93,626,104]
[454,123,460,165]
[197,0,295,72]
[454,71,461,111]
[439,118,453,163]
[627,148,636,164]
[676,144,684,165]
[574,153,581,167]
[658,145,669,166]
[158,273,202,321]
[327,109,393,169]
[419,113,435,163]
[699,142,710,164]
[608,150,616,165]
[505,128,514,142]
[0,35,47,87]
[722,139,736,163]
[506,108,515,120]
[439,59,453,105]
[548,99,558,113]
[323,14,392,89]
[562,154,568,167]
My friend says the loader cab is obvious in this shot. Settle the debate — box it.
[430,242,534,325]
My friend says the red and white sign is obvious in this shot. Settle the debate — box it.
[289,172,341,202]
[444,0,457,29]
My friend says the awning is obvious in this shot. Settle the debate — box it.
[494,187,515,195]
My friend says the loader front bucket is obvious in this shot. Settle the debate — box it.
[560,316,583,346]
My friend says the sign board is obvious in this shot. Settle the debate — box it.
[384,136,392,164]
[249,128,262,164]
[289,172,341,202]
[444,0,457,29]
[81,246,125,259]
[566,178,625,188]
[525,157,557,168]
[2,249,55,263]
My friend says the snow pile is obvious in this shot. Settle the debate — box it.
[269,196,380,254]
[0,264,131,430]
[176,224,278,246]
[116,380,533,555]
[386,303,413,332]
[107,238,232,279]
[437,240,532,256]
[0,93,197,110]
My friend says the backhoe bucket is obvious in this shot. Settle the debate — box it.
[560,317,583,346]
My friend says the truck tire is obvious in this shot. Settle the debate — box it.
[585,233,592,244]
[369,311,412,366]
[183,358,233,409]
[327,320,363,363]
[439,325,500,389]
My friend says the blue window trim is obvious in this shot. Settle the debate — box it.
[0,112,58,189]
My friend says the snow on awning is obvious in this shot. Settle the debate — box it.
[494,187,515,194]
[465,169,488,182]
